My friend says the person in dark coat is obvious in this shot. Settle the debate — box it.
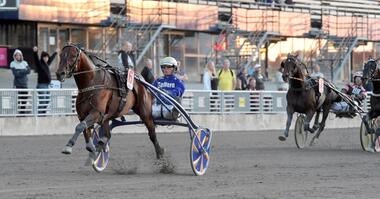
[33,46,57,114]
[118,41,135,71]
[253,64,265,90]
[236,67,248,90]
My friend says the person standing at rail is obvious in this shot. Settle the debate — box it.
[217,58,236,91]
[10,49,31,114]
[33,46,57,114]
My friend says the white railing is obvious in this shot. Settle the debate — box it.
[0,89,371,117]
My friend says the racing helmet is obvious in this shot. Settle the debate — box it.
[160,57,178,71]
[353,71,363,79]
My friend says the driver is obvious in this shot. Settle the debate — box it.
[331,71,367,117]
[152,57,185,120]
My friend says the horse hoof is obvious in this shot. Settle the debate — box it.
[84,152,96,166]
[366,147,376,153]
[309,130,315,134]
[98,137,109,146]
[86,144,96,153]
[278,136,287,141]
[310,138,319,146]
[62,146,72,155]
[156,148,165,159]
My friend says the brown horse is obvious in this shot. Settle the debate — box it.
[279,54,340,145]
[56,44,164,159]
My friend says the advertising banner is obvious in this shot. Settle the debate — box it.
[0,48,8,68]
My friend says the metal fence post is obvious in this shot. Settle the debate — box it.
[33,89,38,117]
[221,91,224,114]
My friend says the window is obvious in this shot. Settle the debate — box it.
[71,29,86,47]
[88,28,103,51]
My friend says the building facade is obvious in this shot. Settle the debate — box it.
[1,0,380,84]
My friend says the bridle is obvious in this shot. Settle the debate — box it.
[364,60,380,81]
[61,44,82,78]
[283,56,308,82]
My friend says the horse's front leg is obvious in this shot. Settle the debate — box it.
[279,107,294,141]
[62,111,101,155]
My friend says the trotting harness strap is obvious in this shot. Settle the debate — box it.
[76,66,131,114]
[289,76,326,109]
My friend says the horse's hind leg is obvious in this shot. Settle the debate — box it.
[97,119,111,147]
[62,111,101,155]
[83,128,96,166]
[312,110,320,131]
[140,115,163,159]
[310,106,330,146]
[148,121,164,159]
[84,128,96,153]
[303,110,316,134]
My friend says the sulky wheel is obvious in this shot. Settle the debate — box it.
[91,126,110,172]
[294,114,308,149]
[190,128,212,176]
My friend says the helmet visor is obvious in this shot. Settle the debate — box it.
[161,65,174,69]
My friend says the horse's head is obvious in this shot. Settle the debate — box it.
[56,44,81,82]
[281,54,304,82]
[363,59,379,80]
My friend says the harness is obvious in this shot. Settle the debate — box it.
[284,56,326,108]
[62,44,133,115]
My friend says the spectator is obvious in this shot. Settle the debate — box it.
[140,58,155,84]
[118,41,135,71]
[176,61,189,81]
[275,67,288,91]
[247,63,256,77]
[203,61,218,90]
[285,0,293,4]
[253,64,265,90]
[310,64,324,79]
[10,49,31,114]
[236,67,248,90]
[33,46,57,114]
[217,58,236,91]
[247,77,257,91]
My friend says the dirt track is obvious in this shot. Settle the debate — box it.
[0,128,379,199]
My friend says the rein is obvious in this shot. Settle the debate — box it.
[72,68,103,76]
[371,92,380,97]
[289,76,304,82]
[79,85,115,94]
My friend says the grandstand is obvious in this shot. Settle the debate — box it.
[1,0,380,87]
